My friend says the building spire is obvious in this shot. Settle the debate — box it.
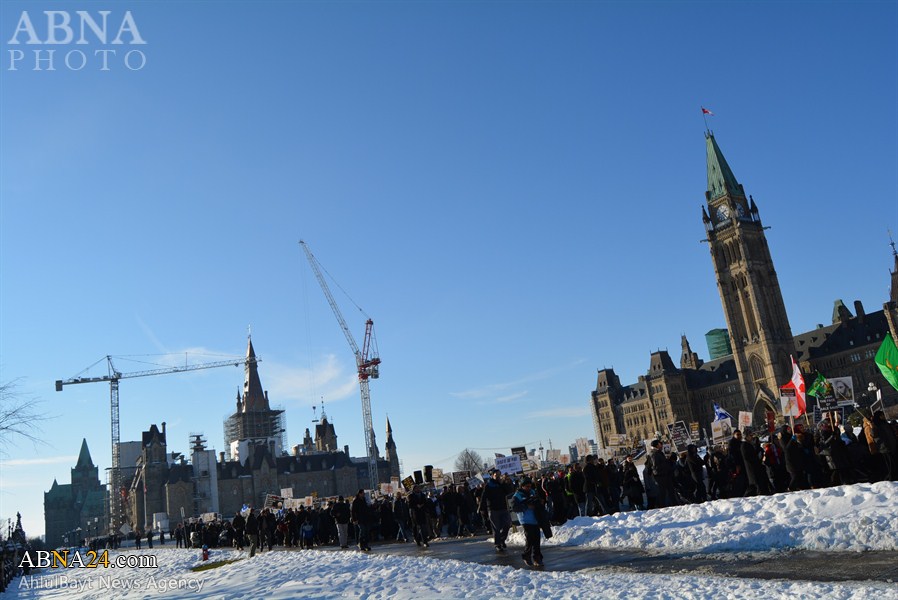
[889,229,898,304]
[242,336,269,411]
[705,132,745,202]
[75,438,93,469]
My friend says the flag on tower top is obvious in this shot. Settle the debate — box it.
[701,107,714,115]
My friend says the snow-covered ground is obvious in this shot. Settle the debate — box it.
[510,481,898,552]
[9,483,898,600]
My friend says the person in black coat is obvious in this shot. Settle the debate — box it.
[231,512,245,550]
[409,486,434,547]
[649,441,676,508]
[392,493,412,542]
[785,434,807,491]
[479,471,514,551]
[818,423,854,485]
[621,456,645,510]
[350,490,372,551]
[245,509,259,557]
[582,456,602,516]
[685,445,707,503]
[871,411,898,481]
[741,430,770,496]
[332,496,352,549]
[727,430,748,497]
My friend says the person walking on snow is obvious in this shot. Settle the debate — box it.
[512,477,546,567]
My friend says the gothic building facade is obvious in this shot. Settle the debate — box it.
[590,132,898,448]
[43,439,108,548]
[118,338,399,531]
[123,418,399,531]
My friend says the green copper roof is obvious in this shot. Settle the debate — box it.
[706,132,742,200]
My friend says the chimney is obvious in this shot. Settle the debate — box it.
[344,444,350,456]
[162,422,166,438]
[219,451,225,463]
[854,300,865,322]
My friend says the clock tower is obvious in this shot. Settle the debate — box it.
[702,132,794,416]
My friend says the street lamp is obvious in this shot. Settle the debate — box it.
[868,382,879,399]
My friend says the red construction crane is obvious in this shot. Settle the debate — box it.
[300,240,381,487]
[56,353,258,534]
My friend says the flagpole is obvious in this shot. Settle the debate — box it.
[702,110,709,132]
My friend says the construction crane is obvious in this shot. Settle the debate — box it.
[300,240,381,487]
[55,353,258,534]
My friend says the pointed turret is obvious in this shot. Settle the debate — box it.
[680,335,701,370]
[242,336,269,411]
[890,243,898,304]
[384,416,400,479]
[883,240,898,341]
[75,438,94,469]
[705,132,745,201]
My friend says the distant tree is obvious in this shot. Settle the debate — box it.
[454,448,483,473]
[0,379,49,454]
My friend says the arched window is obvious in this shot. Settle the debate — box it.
[749,354,765,383]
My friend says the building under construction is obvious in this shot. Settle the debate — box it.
[222,338,288,461]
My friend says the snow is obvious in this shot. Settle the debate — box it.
[9,483,898,600]
[513,482,898,552]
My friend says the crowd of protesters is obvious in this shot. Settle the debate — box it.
[635,410,898,509]
[114,411,896,569]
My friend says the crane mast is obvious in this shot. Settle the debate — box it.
[56,354,257,535]
[300,240,380,487]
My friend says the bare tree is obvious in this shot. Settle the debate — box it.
[0,379,50,454]
[454,448,483,473]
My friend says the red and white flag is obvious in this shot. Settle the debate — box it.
[782,355,806,416]
[701,107,714,115]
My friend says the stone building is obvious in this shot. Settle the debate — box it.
[120,338,400,529]
[590,132,898,448]
[43,439,108,548]
[124,417,398,529]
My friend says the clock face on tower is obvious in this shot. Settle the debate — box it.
[736,203,746,218]
[716,205,731,222]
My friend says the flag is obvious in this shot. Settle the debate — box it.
[874,333,898,392]
[702,107,714,115]
[713,403,734,422]
[807,373,828,398]
[780,356,806,416]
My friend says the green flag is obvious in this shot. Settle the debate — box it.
[874,333,898,392]
[807,373,828,398]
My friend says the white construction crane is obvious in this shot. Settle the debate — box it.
[56,353,258,534]
[300,240,380,487]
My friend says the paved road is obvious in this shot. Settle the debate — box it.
[349,535,898,583]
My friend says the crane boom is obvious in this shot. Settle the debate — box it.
[300,242,361,359]
[56,353,258,535]
[300,240,379,487]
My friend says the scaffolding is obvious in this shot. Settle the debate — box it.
[222,406,287,461]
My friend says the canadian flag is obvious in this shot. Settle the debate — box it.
[702,107,714,115]
[783,355,806,416]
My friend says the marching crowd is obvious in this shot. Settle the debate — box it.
[128,411,896,568]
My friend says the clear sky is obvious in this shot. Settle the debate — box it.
[1,1,896,538]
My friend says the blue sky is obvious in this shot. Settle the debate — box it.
[1,1,896,538]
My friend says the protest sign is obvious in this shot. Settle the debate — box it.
[667,421,693,453]
[495,455,522,474]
